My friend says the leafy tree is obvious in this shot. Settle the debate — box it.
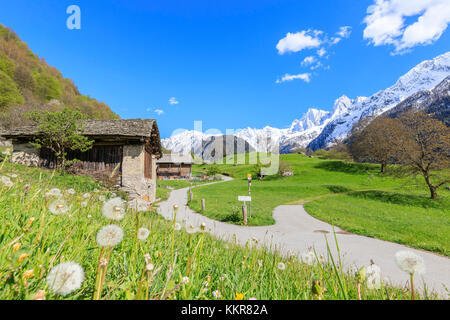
[206,163,220,177]
[32,71,63,101]
[0,70,24,109]
[25,109,94,169]
[393,112,449,200]
[0,52,14,78]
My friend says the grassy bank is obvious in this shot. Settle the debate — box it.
[0,162,433,300]
[189,154,450,256]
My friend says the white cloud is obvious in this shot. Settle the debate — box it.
[169,97,179,105]
[310,61,323,70]
[154,109,164,115]
[146,107,152,112]
[276,30,322,54]
[276,73,311,83]
[363,0,450,54]
[337,26,352,38]
[317,48,327,57]
[301,56,316,66]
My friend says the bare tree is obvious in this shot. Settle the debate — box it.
[393,112,450,200]
[348,116,400,173]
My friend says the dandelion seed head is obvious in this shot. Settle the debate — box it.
[301,251,316,266]
[137,227,150,240]
[49,199,70,215]
[46,188,62,197]
[81,201,88,208]
[67,188,76,195]
[46,262,84,296]
[394,250,425,275]
[174,223,181,231]
[277,262,286,270]
[96,224,124,247]
[82,193,90,199]
[102,197,126,220]
[185,224,199,234]
[366,264,381,290]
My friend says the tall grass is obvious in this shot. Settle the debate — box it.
[0,163,436,300]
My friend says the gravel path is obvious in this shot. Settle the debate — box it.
[156,178,450,298]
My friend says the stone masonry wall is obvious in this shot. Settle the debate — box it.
[11,142,40,167]
[121,144,156,202]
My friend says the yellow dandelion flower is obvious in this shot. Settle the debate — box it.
[19,253,29,263]
[23,269,34,280]
[235,292,244,300]
[34,290,46,300]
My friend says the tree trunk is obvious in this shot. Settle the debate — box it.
[380,161,386,174]
[423,173,438,200]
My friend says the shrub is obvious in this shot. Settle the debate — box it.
[0,70,24,109]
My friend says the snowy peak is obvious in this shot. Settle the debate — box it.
[308,51,450,150]
[288,108,330,133]
[331,95,352,118]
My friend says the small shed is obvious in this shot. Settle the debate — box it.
[2,119,162,202]
[156,154,193,180]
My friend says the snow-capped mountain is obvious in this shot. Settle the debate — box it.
[288,108,330,133]
[308,51,450,150]
[162,52,450,155]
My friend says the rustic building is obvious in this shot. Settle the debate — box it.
[2,119,162,202]
[156,154,193,180]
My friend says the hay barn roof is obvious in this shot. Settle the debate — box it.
[1,119,163,157]
[2,119,158,138]
[156,153,193,164]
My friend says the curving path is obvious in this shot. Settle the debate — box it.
[156,178,450,298]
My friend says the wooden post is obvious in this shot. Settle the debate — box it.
[189,189,193,202]
[201,198,205,212]
[242,204,248,226]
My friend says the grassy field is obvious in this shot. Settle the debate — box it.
[0,162,433,300]
[189,154,450,256]
[155,179,213,203]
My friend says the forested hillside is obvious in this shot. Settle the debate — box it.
[0,24,118,128]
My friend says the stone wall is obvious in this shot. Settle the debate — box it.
[121,144,157,202]
[11,142,40,167]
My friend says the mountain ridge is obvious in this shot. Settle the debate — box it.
[162,51,450,155]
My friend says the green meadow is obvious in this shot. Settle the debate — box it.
[189,154,450,256]
[0,162,436,300]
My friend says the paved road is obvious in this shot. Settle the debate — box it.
[157,178,450,298]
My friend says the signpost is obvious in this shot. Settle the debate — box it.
[238,196,251,225]
[247,174,252,218]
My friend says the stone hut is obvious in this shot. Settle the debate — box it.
[156,154,193,180]
[2,119,162,202]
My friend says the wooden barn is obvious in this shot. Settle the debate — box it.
[2,119,162,202]
[156,154,193,180]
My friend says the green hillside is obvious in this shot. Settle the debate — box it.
[0,24,118,128]
[190,154,450,256]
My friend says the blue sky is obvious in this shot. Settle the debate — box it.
[1,0,449,138]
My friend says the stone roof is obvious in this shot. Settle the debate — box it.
[156,153,193,164]
[2,119,157,138]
